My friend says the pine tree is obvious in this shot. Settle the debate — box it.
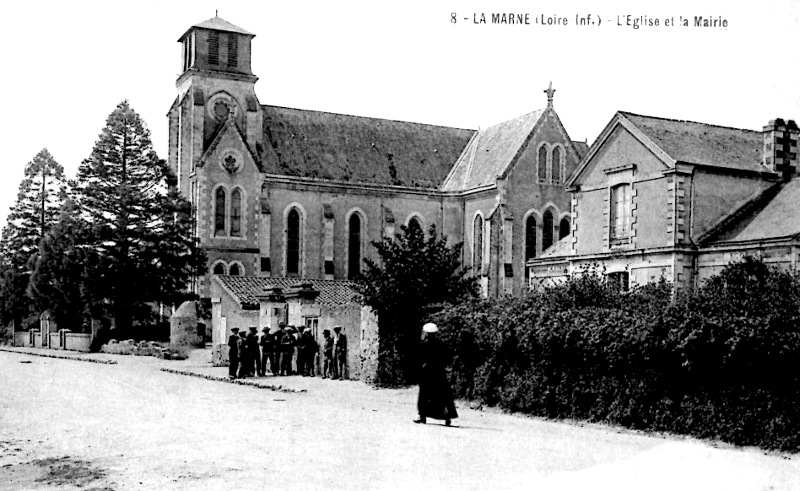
[0,148,67,327]
[28,202,102,331]
[69,100,205,332]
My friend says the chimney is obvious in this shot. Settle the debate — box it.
[763,118,799,180]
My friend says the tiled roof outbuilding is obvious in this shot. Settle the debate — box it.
[215,275,361,310]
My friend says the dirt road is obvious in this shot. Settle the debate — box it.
[1,350,797,490]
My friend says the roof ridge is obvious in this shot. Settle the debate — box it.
[261,104,476,133]
[482,108,545,131]
[620,111,761,134]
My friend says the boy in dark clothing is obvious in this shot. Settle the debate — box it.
[228,327,240,379]
[274,323,286,375]
[236,331,249,378]
[260,328,276,375]
[295,328,308,376]
[279,328,295,375]
[332,326,347,380]
[322,329,333,378]
[247,327,261,376]
[300,329,318,376]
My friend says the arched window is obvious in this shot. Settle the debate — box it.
[542,210,554,251]
[525,215,537,261]
[348,213,362,279]
[473,214,483,274]
[229,263,241,276]
[230,189,242,237]
[552,147,562,183]
[407,216,423,236]
[213,262,226,275]
[559,217,571,240]
[214,188,226,235]
[538,145,548,181]
[286,208,301,275]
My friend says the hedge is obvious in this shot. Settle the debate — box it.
[429,258,800,452]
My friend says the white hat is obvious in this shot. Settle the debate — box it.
[422,323,439,333]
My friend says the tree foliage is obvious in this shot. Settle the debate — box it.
[0,148,67,327]
[28,202,102,331]
[355,224,477,385]
[30,101,206,333]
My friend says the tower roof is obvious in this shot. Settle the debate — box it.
[178,15,254,41]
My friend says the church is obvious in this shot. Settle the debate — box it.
[168,15,586,302]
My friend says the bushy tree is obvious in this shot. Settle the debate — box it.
[431,257,800,452]
[28,202,102,331]
[42,101,206,332]
[355,224,477,385]
[0,148,67,328]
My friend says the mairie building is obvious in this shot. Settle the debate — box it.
[528,111,800,290]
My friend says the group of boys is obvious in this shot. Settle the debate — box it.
[227,322,348,380]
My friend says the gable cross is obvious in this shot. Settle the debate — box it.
[544,82,555,108]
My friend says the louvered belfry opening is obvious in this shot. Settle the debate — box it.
[227,33,238,68]
[208,31,220,65]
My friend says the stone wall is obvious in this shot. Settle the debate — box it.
[64,333,92,352]
[13,331,30,347]
[358,306,379,383]
[170,301,204,348]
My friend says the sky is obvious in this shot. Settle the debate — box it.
[1,0,798,230]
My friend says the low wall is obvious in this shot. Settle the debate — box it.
[14,331,30,347]
[49,333,60,349]
[33,333,42,348]
[64,333,91,352]
[212,343,228,367]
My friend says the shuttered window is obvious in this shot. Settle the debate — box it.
[610,184,631,241]
[227,34,238,67]
[208,31,219,65]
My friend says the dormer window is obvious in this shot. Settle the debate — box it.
[208,31,220,65]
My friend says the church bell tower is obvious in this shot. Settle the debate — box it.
[168,16,265,296]
[168,15,262,198]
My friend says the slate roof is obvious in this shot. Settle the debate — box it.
[258,106,475,188]
[621,112,764,172]
[441,110,545,191]
[571,140,590,160]
[180,16,254,40]
[539,236,572,258]
[215,275,360,310]
[705,179,800,244]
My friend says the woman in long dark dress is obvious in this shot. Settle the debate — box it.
[414,323,458,426]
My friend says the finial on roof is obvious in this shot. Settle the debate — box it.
[544,81,555,108]
[215,9,218,17]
